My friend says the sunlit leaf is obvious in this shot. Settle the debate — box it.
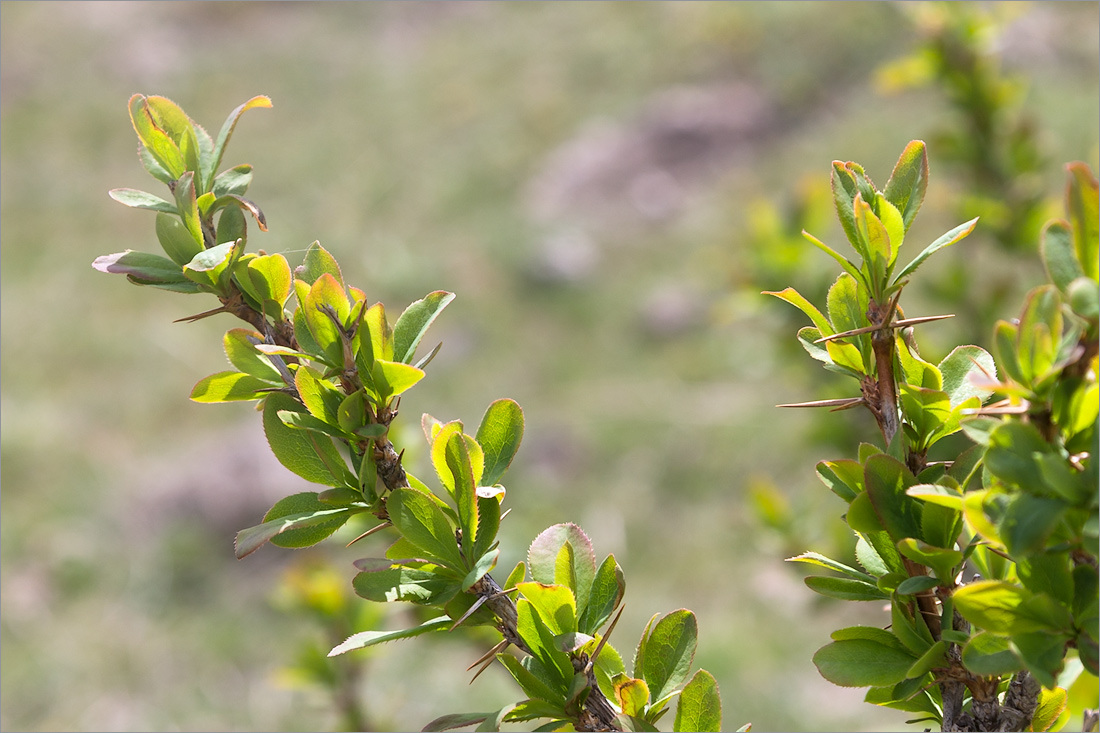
[189,371,273,403]
[637,609,698,706]
[204,95,272,192]
[476,398,525,487]
[386,488,464,572]
[673,669,722,733]
[892,218,978,284]
[328,616,450,657]
[528,524,596,615]
[234,492,350,558]
[262,392,350,488]
[517,582,577,636]
[392,290,456,364]
[883,140,928,233]
[223,329,283,382]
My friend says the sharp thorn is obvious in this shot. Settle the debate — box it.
[345,522,392,547]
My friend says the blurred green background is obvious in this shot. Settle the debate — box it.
[2,2,1097,731]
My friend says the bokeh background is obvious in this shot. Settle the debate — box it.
[2,2,1097,731]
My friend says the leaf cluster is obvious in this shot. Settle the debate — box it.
[97,96,729,733]
[773,143,1098,731]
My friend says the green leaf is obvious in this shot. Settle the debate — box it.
[954,581,1047,634]
[938,345,996,408]
[234,492,350,558]
[961,631,1024,677]
[421,712,493,733]
[505,561,527,590]
[204,95,272,192]
[277,410,350,440]
[894,575,940,596]
[919,495,963,551]
[673,669,721,733]
[1016,285,1063,388]
[814,638,917,688]
[883,140,928,233]
[816,459,864,502]
[172,171,204,249]
[502,699,570,725]
[832,161,864,256]
[1042,220,1085,294]
[785,552,876,583]
[1001,493,1068,557]
[985,421,1053,492]
[855,535,891,577]
[847,490,884,534]
[864,683,941,717]
[1030,686,1068,733]
[136,141,174,184]
[1066,162,1099,281]
[476,399,525,487]
[183,240,237,292]
[352,561,460,605]
[216,203,247,250]
[892,218,978,284]
[128,94,185,179]
[386,488,464,572]
[826,272,869,336]
[108,188,177,214]
[294,365,343,426]
[470,493,501,566]
[899,385,953,450]
[831,625,911,651]
[372,359,426,403]
[211,164,253,198]
[497,654,566,705]
[800,230,867,289]
[853,193,891,293]
[361,301,394,362]
[515,599,573,691]
[864,454,923,542]
[444,432,480,561]
[804,575,890,601]
[517,582,577,636]
[1018,554,1074,606]
[297,241,344,288]
[890,601,935,655]
[906,640,948,680]
[92,250,197,291]
[246,253,293,317]
[430,422,468,498]
[763,286,834,335]
[528,524,596,615]
[190,370,274,403]
[154,212,204,267]
[262,392,350,488]
[300,273,350,367]
[392,290,456,364]
[328,616,450,656]
[637,609,698,706]
[223,329,283,382]
[577,554,625,636]
[1013,631,1070,689]
[896,540,961,586]
[460,548,500,593]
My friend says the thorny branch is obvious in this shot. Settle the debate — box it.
[204,283,624,730]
